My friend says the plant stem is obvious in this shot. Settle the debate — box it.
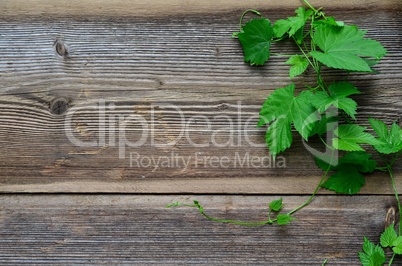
[302,0,318,13]
[166,202,276,225]
[377,151,401,239]
[288,148,334,215]
[293,36,317,73]
[319,134,332,150]
[199,208,275,225]
[375,166,388,172]
[270,53,293,57]
[389,167,402,236]
[167,148,335,225]
[239,9,261,32]
[389,253,396,265]
[390,150,402,167]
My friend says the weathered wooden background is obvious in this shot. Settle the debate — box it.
[0,0,401,264]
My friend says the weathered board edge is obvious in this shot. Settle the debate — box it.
[0,0,401,19]
[0,194,400,264]
[0,173,400,194]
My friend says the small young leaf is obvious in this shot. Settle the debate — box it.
[287,7,313,36]
[285,55,309,79]
[358,236,386,266]
[369,118,402,154]
[272,7,313,39]
[269,198,284,212]
[276,214,296,225]
[237,18,274,65]
[310,81,361,119]
[380,223,397,248]
[311,25,387,72]
[333,124,379,151]
[392,236,402,254]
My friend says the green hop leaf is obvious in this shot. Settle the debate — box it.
[316,151,377,173]
[257,84,318,159]
[321,165,365,195]
[333,124,379,151]
[285,55,309,79]
[316,151,377,194]
[312,17,344,28]
[310,81,361,120]
[309,112,340,137]
[311,25,387,72]
[273,19,292,38]
[358,236,386,266]
[338,152,377,173]
[269,198,284,212]
[392,236,402,254]
[276,214,296,225]
[287,7,314,36]
[369,118,402,154]
[273,7,313,39]
[380,223,397,248]
[238,18,274,65]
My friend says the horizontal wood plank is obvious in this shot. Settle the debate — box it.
[0,10,401,193]
[0,194,400,264]
[0,0,401,19]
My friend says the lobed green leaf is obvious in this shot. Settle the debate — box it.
[369,118,402,154]
[285,55,309,79]
[392,236,402,254]
[258,84,318,159]
[380,223,397,248]
[311,25,387,72]
[316,151,377,194]
[269,198,284,212]
[321,165,365,195]
[273,7,313,40]
[276,214,296,225]
[311,81,360,120]
[333,124,379,151]
[358,236,386,266]
[238,18,274,65]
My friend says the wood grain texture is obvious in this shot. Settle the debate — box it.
[0,194,400,264]
[0,0,400,19]
[0,10,401,193]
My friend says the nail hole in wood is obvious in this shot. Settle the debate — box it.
[55,41,67,57]
[50,97,70,115]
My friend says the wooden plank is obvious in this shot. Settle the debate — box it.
[0,194,400,264]
[0,10,401,193]
[0,0,400,19]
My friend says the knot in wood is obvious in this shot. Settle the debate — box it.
[55,40,68,57]
[50,97,70,115]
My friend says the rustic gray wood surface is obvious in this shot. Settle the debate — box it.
[0,9,400,193]
[0,195,401,264]
[0,0,401,264]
